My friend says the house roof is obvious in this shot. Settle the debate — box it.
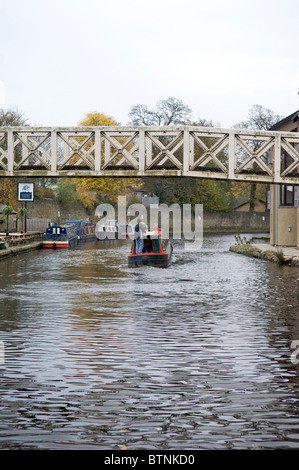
[233,198,265,209]
[233,197,249,209]
[271,110,299,130]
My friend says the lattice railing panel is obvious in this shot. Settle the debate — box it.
[280,137,299,177]
[235,134,274,176]
[0,132,7,171]
[190,131,229,173]
[145,130,184,170]
[13,131,52,170]
[57,131,95,170]
[101,130,139,170]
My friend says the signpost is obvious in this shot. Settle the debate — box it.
[18,183,34,233]
[18,183,34,202]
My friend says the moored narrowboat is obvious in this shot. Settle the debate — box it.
[95,220,134,240]
[43,224,77,249]
[95,219,118,240]
[64,219,96,242]
[128,230,173,268]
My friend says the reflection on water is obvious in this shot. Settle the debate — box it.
[0,234,299,449]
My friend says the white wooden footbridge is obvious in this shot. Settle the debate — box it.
[1,126,299,184]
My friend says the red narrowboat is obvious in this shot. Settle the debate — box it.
[128,230,173,268]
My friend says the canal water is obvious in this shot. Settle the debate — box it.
[0,233,299,450]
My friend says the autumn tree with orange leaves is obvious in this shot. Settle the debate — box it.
[0,178,17,208]
[73,112,142,206]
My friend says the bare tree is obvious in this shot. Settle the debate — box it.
[128,97,193,126]
[233,104,282,131]
[0,107,28,126]
[194,117,218,127]
[155,97,193,125]
[128,104,157,126]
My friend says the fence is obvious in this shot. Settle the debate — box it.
[1,126,299,183]
[26,218,51,232]
[0,231,44,247]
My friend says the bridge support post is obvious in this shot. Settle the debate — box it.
[139,128,145,175]
[274,134,281,183]
[94,129,101,175]
[228,131,235,180]
[7,129,14,176]
[183,129,190,175]
[51,130,57,175]
[273,135,282,246]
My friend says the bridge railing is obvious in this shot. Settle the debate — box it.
[1,126,299,183]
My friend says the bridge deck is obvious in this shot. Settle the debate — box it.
[1,126,299,183]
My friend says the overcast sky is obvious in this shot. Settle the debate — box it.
[0,0,298,128]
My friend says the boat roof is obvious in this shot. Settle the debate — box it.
[64,219,82,225]
[47,223,75,230]
[62,223,76,228]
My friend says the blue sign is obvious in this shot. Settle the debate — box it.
[18,183,34,201]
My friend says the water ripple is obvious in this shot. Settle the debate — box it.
[0,235,299,449]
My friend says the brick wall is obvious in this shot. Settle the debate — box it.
[203,211,270,232]
[17,198,89,225]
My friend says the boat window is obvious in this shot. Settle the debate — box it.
[57,228,60,234]
[142,237,153,253]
